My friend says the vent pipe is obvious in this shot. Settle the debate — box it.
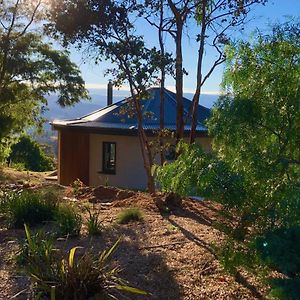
[107,80,113,106]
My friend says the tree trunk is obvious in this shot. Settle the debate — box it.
[128,82,156,194]
[175,22,184,143]
[159,0,165,165]
[190,0,207,144]
[168,0,184,143]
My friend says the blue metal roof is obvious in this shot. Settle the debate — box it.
[52,88,210,133]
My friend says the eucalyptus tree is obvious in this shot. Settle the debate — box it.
[189,0,268,143]
[0,0,88,159]
[47,0,164,192]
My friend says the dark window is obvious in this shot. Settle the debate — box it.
[102,142,116,174]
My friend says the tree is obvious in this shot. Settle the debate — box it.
[0,0,88,159]
[208,21,300,228]
[47,0,165,193]
[156,21,300,231]
[9,134,55,171]
[189,0,268,143]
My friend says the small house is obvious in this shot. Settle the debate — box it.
[51,87,212,189]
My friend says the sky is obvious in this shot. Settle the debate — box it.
[67,0,300,97]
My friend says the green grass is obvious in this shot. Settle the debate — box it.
[85,206,102,236]
[54,204,82,237]
[116,208,143,224]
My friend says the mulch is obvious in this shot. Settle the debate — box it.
[0,184,270,300]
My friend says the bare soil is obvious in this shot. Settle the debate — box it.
[0,174,269,300]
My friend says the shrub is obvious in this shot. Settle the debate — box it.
[116,208,143,224]
[54,204,82,237]
[9,134,55,172]
[23,225,148,299]
[0,190,58,228]
[256,226,300,276]
[71,178,84,197]
[85,206,102,236]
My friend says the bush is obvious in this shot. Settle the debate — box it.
[23,225,148,299]
[116,208,143,224]
[54,204,82,237]
[9,134,55,172]
[256,226,300,276]
[0,190,58,228]
[85,206,102,235]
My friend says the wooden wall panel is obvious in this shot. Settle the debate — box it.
[58,130,90,186]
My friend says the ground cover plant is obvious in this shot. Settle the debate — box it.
[116,208,143,224]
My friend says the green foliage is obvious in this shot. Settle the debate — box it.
[9,134,55,172]
[85,206,102,236]
[268,278,300,300]
[256,227,300,276]
[207,21,300,230]
[0,1,89,150]
[54,204,82,237]
[17,225,55,266]
[155,142,247,210]
[71,178,84,197]
[0,190,58,228]
[116,208,143,224]
[22,226,148,299]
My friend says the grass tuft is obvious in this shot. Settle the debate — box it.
[116,207,143,224]
[54,204,82,237]
[0,190,58,228]
[85,206,102,236]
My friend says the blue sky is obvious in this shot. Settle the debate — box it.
[68,0,300,97]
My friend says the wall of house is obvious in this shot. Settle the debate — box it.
[58,130,90,186]
[89,133,212,190]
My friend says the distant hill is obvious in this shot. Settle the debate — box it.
[35,90,219,157]
[44,90,219,123]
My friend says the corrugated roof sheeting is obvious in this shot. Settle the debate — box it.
[52,88,210,132]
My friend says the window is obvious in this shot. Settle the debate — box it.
[102,142,116,174]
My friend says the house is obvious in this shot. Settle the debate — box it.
[51,86,212,190]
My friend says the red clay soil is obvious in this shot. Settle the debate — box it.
[0,185,269,300]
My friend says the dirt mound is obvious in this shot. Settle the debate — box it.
[112,193,159,211]
[79,185,136,203]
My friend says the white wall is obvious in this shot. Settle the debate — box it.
[89,133,212,190]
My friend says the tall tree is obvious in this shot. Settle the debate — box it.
[0,0,88,159]
[208,21,300,227]
[47,0,163,192]
[189,0,268,143]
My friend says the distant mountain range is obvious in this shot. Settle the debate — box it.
[36,90,219,157]
[44,90,219,123]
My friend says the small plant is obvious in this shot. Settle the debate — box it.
[71,178,84,197]
[22,225,148,299]
[85,206,102,235]
[116,207,143,224]
[17,224,55,266]
[0,190,58,228]
[54,204,82,237]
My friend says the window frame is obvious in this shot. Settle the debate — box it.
[102,142,116,175]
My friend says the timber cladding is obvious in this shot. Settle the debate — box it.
[58,130,90,186]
